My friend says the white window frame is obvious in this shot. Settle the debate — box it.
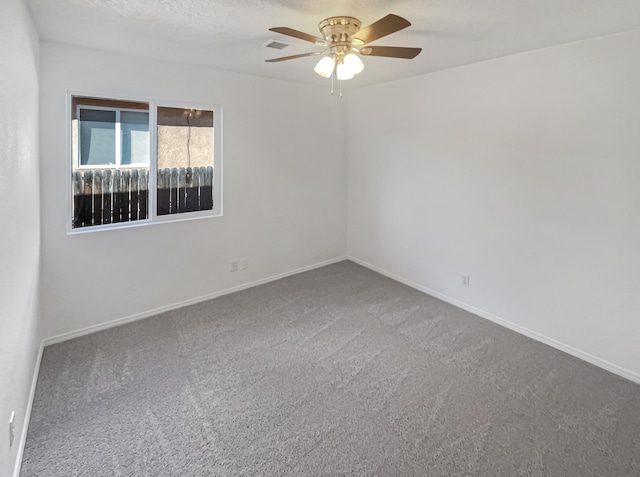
[67,91,223,234]
[76,104,151,169]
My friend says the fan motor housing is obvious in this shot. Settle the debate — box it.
[318,16,361,45]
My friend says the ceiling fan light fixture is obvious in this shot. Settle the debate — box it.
[336,62,354,81]
[314,56,335,78]
[267,14,421,93]
[343,53,364,76]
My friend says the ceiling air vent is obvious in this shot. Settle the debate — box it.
[263,40,289,50]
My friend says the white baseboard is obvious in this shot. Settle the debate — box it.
[43,256,348,346]
[13,341,44,477]
[347,256,640,386]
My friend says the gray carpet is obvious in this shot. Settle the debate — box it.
[21,261,640,476]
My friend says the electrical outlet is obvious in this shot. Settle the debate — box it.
[9,411,15,448]
[239,258,248,270]
[230,260,238,272]
[462,274,470,287]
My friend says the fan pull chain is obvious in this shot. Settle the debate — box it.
[340,78,343,98]
[330,74,334,95]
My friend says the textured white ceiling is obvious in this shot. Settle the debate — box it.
[25,0,640,88]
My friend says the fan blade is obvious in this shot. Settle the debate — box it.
[266,51,323,63]
[359,46,421,59]
[353,14,411,45]
[269,27,327,45]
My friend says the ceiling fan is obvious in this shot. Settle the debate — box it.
[266,14,421,89]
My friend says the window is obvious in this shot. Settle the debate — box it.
[156,106,215,215]
[77,108,150,167]
[69,94,222,231]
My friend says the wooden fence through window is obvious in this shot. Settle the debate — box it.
[157,166,214,215]
[72,166,214,228]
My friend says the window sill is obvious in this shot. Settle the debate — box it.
[66,210,223,235]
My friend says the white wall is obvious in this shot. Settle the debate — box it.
[348,30,640,380]
[0,0,41,475]
[39,42,347,339]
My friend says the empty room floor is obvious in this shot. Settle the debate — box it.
[21,261,640,476]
